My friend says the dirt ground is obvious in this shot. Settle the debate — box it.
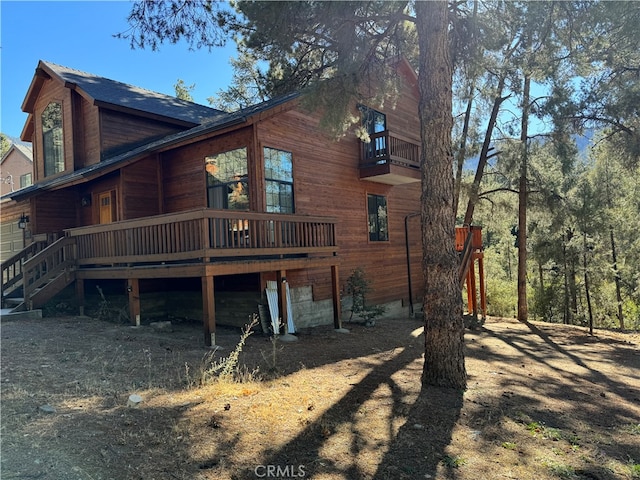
[1,313,639,480]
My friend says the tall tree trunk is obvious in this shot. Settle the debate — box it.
[583,231,594,335]
[562,235,571,325]
[609,226,625,330]
[566,228,578,317]
[463,75,507,225]
[517,72,530,323]
[602,157,625,331]
[569,261,578,316]
[537,260,545,321]
[416,0,466,389]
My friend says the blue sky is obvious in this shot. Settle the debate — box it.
[1,0,238,140]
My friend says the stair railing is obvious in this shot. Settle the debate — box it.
[23,236,77,309]
[1,241,48,302]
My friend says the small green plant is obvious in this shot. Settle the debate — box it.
[442,455,467,468]
[527,421,544,435]
[566,433,581,447]
[260,330,284,374]
[502,441,517,450]
[544,460,575,479]
[199,315,259,385]
[526,421,566,442]
[544,427,563,441]
[630,462,640,479]
[344,267,385,326]
[626,424,640,435]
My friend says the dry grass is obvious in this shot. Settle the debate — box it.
[1,314,639,480]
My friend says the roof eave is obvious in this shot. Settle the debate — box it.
[20,67,49,114]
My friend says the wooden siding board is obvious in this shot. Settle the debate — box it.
[99,110,184,160]
[33,190,77,234]
[121,156,161,220]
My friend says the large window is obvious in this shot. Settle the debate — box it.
[367,194,388,242]
[264,147,294,213]
[42,102,65,176]
[359,105,387,160]
[205,148,249,210]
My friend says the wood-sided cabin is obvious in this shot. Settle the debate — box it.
[1,59,430,344]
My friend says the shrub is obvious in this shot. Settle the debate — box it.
[344,267,385,325]
[198,315,259,385]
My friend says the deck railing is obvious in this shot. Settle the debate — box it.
[66,208,338,265]
[361,130,421,169]
[455,226,483,252]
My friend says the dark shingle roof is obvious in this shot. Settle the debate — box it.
[41,61,227,125]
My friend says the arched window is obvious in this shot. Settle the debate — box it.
[42,102,64,176]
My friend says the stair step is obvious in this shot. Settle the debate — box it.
[4,297,24,307]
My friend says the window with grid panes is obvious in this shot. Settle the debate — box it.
[264,147,294,213]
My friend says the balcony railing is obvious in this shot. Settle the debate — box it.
[361,130,421,169]
[66,208,338,266]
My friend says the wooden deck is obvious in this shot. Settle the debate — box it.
[67,208,338,267]
[10,208,341,346]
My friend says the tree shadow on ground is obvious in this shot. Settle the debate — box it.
[230,335,463,480]
[462,320,639,479]
[492,321,639,405]
[372,386,464,480]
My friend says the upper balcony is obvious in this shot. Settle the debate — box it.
[359,130,421,185]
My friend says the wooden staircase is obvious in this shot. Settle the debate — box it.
[1,237,77,313]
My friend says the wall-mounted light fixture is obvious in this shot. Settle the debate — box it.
[80,195,92,207]
[18,213,29,229]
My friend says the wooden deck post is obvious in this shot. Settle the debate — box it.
[469,259,478,318]
[466,269,473,314]
[331,264,342,329]
[127,278,140,325]
[202,275,216,346]
[76,278,85,316]
[478,254,486,319]
[276,270,288,334]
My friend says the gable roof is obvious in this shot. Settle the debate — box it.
[21,61,228,128]
[0,143,33,166]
